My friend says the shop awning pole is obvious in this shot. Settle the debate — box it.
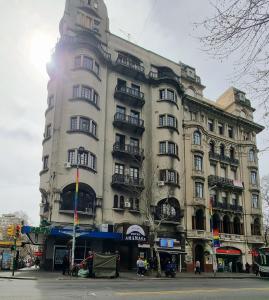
[179,254,182,273]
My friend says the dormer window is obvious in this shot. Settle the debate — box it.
[238,93,245,101]
[186,68,195,79]
[77,11,93,30]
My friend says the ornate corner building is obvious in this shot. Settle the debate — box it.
[39,0,264,271]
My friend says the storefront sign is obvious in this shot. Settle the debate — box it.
[160,239,174,248]
[124,225,147,242]
[216,248,241,255]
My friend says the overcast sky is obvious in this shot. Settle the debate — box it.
[0,0,268,225]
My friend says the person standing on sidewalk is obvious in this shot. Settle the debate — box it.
[62,254,69,275]
[195,260,201,274]
[213,261,218,277]
[136,257,145,276]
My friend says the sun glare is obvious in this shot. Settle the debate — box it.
[29,30,55,74]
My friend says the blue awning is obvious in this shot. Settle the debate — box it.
[50,227,122,240]
[22,226,122,240]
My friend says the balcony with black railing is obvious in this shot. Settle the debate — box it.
[208,175,244,191]
[212,201,243,213]
[111,174,144,191]
[115,55,145,79]
[149,71,181,85]
[114,85,145,107]
[209,152,239,166]
[112,143,144,162]
[113,112,145,135]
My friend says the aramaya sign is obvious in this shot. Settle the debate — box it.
[123,224,147,242]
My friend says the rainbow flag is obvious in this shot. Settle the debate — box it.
[74,168,79,226]
[213,228,220,247]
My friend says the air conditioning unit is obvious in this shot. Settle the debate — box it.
[64,162,71,169]
[158,181,165,187]
[125,201,131,208]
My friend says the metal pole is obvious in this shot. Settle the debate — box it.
[11,236,16,277]
[71,150,80,268]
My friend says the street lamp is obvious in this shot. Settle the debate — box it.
[209,185,217,274]
[71,146,85,268]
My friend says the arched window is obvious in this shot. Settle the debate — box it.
[249,149,255,162]
[156,198,181,222]
[60,183,96,215]
[223,215,230,234]
[193,130,201,145]
[220,144,225,157]
[209,141,215,154]
[119,196,124,209]
[230,147,235,159]
[253,218,261,235]
[113,195,118,208]
[212,213,220,231]
[195,209,204,230]
[234,217,241,235]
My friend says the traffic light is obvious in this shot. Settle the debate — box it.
[7,225,15,237]
[15,225,21,238]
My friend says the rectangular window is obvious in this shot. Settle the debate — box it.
[191,112,197,121]
[168,142,177,155]
[130,137,139,148]
[83,56,93,70]
[159,142,166,154]
[195,182,203,198]
[115,163,124,175]
[117,78,126,88]
[130,110,139,125]
[68,150,76,165]
[79,151,88,166]
[74,56,81,68]
[159,115,166,127]
[167,115,176,127]
[79,117,90,132]
[167,89,175,101]
[94,62,100,75]
[231,169,237,180]
[70,117,77,130]
[81,86,92,99]
[43,156,49,170]
[73,85,80,98]
[218,123,224,135]
[252,194,258,208]
[251,171,257,185]
[91,121,97,136]
[159,89,165,100]
[210,164,216,175]
[130,167,139,179]
[131,83,140,93]
[116,134,125,145]
[208,119,214,132]
[194,155,203,171]
[48,95,54,107]
[89,153,96,170]
[92,91,98,105]
[228,126,234,138]
[45,124,51,138]
[220,166,227,178]
[116,105,126,115]
[167,170,176,183]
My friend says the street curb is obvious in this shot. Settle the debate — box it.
[0,276,37,280]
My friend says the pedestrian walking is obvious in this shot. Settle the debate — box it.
[213,261,218,277]
[115,250,120,278]
[195,260,201,274]
[62,254,69,275]
[136,257,145,276]
[229,261,233,272]
[86,251,94,278]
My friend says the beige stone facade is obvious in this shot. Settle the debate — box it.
[39,0,264,271]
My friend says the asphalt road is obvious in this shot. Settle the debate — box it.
[0,278,269,300]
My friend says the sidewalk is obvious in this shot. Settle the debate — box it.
[0,267,260,281]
